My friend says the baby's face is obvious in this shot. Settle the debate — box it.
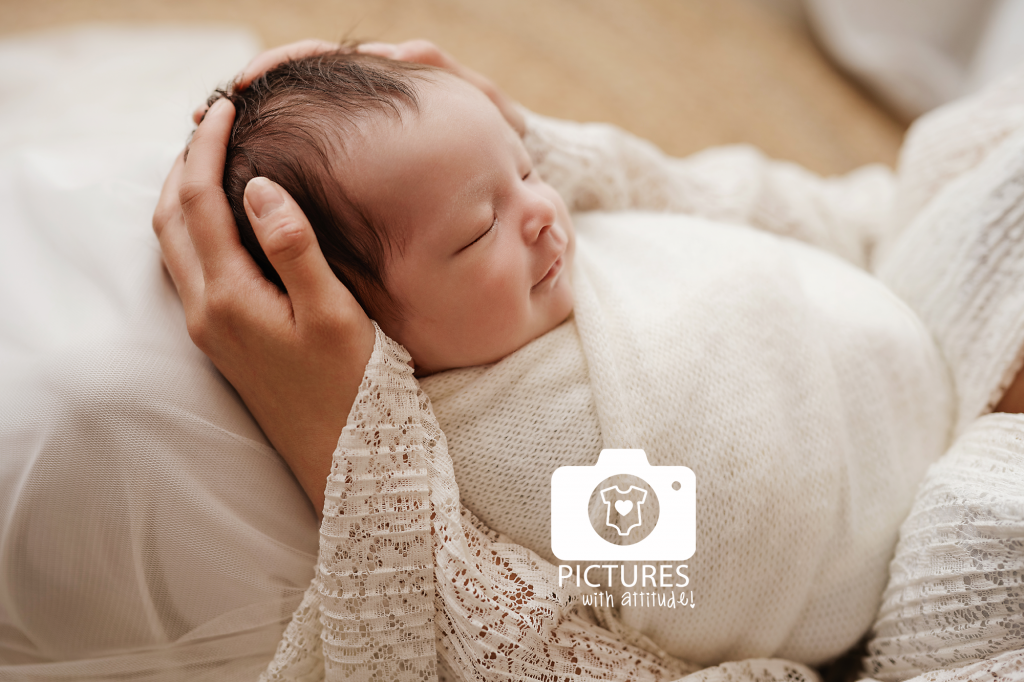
[342,74,575,375]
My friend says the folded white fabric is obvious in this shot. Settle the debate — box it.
[263,321,822,682]
[864,121,1024,679]
[805,0,1024,120]
[421,206,954,667]
[0,26,322,682]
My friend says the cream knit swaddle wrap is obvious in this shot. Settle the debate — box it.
[426,211,952,667]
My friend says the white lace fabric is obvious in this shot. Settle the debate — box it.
[863,413,1024,680]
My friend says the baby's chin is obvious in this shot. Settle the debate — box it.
[412,299,576,378]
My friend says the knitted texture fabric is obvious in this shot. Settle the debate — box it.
[263,68,1024,681]
[877,124,1024,437]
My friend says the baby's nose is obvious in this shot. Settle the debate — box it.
[524,197,557,243]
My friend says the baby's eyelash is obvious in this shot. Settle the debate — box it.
[468,216,497,248]
[482,217,498,238]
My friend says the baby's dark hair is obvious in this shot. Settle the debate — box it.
[211,49,436,320]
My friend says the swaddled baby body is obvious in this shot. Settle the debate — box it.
[215,50,994,677]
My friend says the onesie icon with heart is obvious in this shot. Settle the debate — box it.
[600,484,649,537]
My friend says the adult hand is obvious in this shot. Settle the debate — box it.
[194,38,526,136]
[154,97,375,517]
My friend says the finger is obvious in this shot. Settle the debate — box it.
[390,40,527,136]
[153,152,204,308]
[154,149,186,238]
[391,39,454,69]
[244,177,358,320]
[192,103,208,125]
[356,42,398,59]
[237,39,339,90]
[503,102,527,138]
[179,97,253,284]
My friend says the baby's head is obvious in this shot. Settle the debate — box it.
[216,50,575,375]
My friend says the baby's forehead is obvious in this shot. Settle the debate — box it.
[417,71,509,122]
[338,71,491,156]
[343,71,513,170]
[338,71,521,249]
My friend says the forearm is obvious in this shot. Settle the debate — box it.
[261,325,372,517]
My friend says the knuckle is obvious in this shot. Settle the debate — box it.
[262,218,310,264]
[292,39,335,59]
[184,313,210,349]
[178,180,215,215]
[151,203,173,236]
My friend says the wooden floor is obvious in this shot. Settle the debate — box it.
[0,0,904,175]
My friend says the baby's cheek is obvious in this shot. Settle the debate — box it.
[481,275,528,335]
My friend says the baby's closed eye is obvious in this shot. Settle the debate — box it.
[463,214,498,251]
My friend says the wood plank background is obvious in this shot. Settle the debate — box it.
[0,0,904,174]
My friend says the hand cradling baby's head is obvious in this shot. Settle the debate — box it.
[215,48,575,375]
[213,48,430,320]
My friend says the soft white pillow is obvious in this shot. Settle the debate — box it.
[0,26,319,680]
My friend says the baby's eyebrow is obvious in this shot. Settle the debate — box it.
[455,169,496,203]
[441,168,498,228]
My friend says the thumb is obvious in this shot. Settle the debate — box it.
[243,177,356,319]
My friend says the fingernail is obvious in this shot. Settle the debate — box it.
[245,177,285,220]
[207,97,229,117]
[357,42,397,57]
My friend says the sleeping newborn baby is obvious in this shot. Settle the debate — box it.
[214,49,975,675]
[219,51,575,376]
